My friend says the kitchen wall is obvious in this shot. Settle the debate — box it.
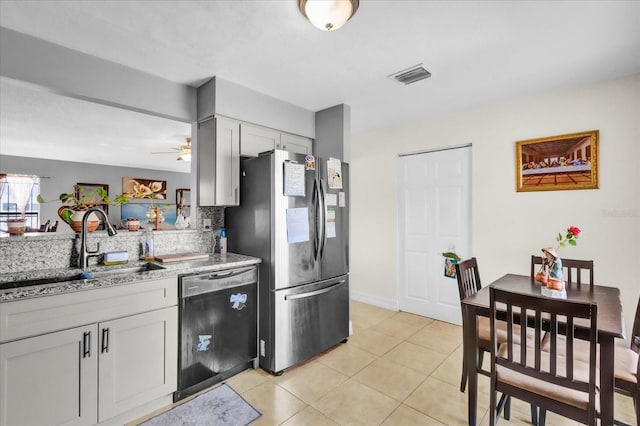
[350,73,640,340]
[0,155,191,229]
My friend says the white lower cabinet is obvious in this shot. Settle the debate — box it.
[0,325,98,426]
[0,306,177,426]
[0,277,178,426]
[98,307,178,422]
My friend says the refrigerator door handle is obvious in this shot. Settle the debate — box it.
[284,280,346,300]
[319,179,327,258]
[312,179,320,262]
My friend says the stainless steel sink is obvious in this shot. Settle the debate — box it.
[0,263,166,291]
[85,262,165,278]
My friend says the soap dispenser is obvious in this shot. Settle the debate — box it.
[219,228,227,255]
[144,228,155,261]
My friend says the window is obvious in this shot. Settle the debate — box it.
[0,174,40,233]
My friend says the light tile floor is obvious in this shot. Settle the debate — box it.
[135,300,637,425]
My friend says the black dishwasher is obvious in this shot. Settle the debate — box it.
[174,266,258,402]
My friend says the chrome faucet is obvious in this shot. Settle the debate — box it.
[78,207,118,269]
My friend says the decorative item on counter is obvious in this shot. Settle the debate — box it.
[37,185,128,233]
[125,217,140,232]
[442,249,461,279]
[174,212,187,230]
[7,219,26,236]
[146,205,165,230]
[534,225,581,291]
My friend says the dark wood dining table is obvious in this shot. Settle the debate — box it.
[461,273,625,426]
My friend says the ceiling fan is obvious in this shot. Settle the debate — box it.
[152,137,191,161]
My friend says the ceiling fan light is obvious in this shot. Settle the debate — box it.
[299,0,359,31]
[177,153,191,162]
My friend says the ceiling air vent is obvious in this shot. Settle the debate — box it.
[388,64,432,85]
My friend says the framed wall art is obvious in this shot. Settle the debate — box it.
[122,177,167,200]
[515,130,599,192]
[121,202,177,227]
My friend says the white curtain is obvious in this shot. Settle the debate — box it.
[7,175,38,217]
[0,174,6,202]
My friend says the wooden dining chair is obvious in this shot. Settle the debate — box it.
[541,294,639,425]
[456,258,543,423]
[531,255,594,287]
[456,257,490,392]
[612,295,640,425]
[489,287,599,426]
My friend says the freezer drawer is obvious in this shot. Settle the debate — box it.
[268,276,349,373]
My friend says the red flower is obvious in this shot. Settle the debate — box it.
[556,225,581,248]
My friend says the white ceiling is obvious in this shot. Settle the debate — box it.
[1,0,639,172]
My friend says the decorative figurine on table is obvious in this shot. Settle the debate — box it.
[542,247,564,290]
[534,226,581,291]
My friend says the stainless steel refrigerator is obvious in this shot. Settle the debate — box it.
[226,149,349,374]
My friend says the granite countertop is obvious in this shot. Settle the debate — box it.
[0,253,261,302]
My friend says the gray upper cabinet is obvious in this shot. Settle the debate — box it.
[281,132,313,155]
[240,123,281,157]
[199,118,312,207]
[198,117,241,206]
[240,123,313,158]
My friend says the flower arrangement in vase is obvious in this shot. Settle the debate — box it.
[38,186,128,233]
[534,226,581,290]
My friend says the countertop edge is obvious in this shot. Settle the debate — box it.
[0,253,261,302]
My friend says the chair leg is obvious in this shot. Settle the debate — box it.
[460,355,467,392]
[530,405,538,425]
[504,395,511,420]
[478,348,485,371]
[490,389,497,426]
[539,408,546,426]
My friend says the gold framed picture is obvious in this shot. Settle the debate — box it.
[515,130,599,192]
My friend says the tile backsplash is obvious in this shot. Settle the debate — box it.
[0,206,225,274]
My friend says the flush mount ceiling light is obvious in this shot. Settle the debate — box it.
[299,0,359,31]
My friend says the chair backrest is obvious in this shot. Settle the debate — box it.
[490,287,598,425]
[455,257,482,301]
[631,295,640,353]
[530,255,594,287]
[39,220,50,232]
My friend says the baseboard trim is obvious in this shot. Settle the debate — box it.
[350,291,398,311]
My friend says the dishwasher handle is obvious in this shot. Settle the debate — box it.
[180,266,258,298]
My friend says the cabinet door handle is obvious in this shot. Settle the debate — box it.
[83,331,91,358]
[101,327,110,353]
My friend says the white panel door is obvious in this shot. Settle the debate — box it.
[398,146,471,325]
